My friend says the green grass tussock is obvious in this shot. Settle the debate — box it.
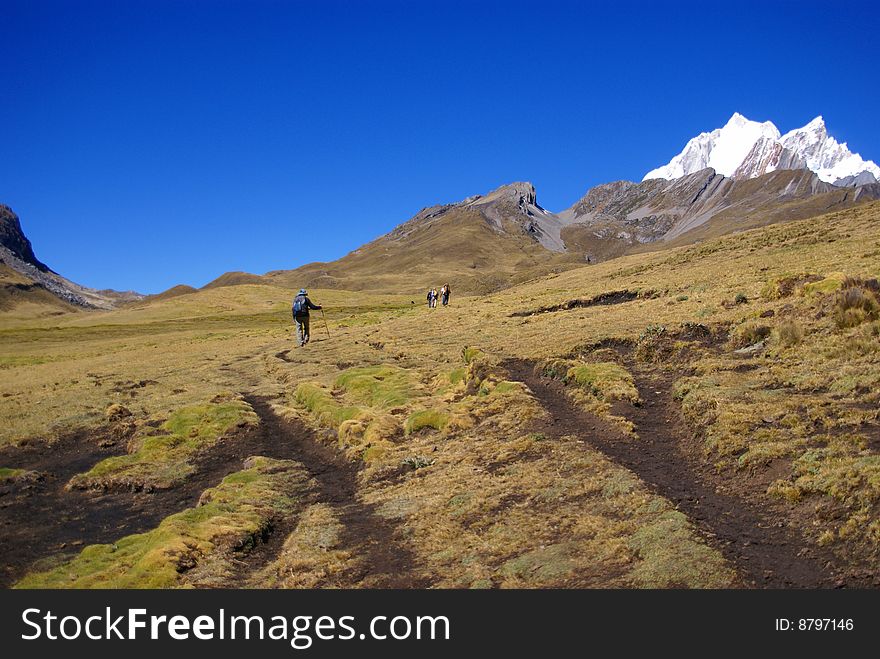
[405,409,450,434]
[832,277,880,329]
[294,383,361,427]
[728,322,771,349]
[760,273,820,300]
[69,399,258,490]
[462,346,484,365]
[564,362,640,404]
[333,365,413,408]
[0,467,26,482]
[802,271,846,297]
[774,319,804,347]
[448,367,466,386]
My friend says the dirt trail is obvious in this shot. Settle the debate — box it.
[0,412,305,588]
[238,396,427,588]
[505,358,849,588]
[510,289,642,317]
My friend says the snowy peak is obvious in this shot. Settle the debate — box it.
[780,116,880,185]
[645,114,879,186]
[803,115,826,130]
[643,113,779,181]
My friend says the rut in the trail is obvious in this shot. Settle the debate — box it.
[505,358,848,588]
[0,413,304,588]
[240,396,427,588]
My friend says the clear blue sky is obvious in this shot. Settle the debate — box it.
[1,0,877,293]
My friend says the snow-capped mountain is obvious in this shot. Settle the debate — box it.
[779,116,880,185]
[644,113,879,186]
[643,113,780,180]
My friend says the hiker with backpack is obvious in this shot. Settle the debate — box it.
[441,283,450,306]
[426,288,435,309]
[292,288,322,347]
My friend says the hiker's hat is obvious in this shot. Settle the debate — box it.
[299,288,307,295]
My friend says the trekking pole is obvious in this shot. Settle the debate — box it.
[321,309,331,339]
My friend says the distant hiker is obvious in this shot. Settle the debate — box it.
[292,288,322,347]
[441,283,450,306]
[431,288,438,308]
[426,288,434,308]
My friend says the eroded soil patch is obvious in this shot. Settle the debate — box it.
[511,289,651,317]
[0,411,305,588]
[505,358,858,588]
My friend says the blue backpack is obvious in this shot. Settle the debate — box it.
[293,295,307,316]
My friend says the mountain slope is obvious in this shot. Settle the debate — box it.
[261,183,579,295]
[559,168,880,260]
[203,168,880,294]
[0,262,77,317]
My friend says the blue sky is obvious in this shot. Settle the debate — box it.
[1,0,877,293]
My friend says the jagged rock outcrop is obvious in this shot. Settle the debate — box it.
[732,138,806,180]
[0,205,143,310]
[833,171,879,187]
[385,182,567,253]
[1,205,50,272]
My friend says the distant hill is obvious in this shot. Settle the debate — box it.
[142,284,199,303]
[201,271,265,290]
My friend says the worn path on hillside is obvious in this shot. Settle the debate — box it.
[217,340,430,589]
[233,396,427,588]
[505,358,851,588]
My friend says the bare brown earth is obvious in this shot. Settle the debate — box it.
[0,410,302,587]
[504,357,872,588]
[510,289,652,317]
